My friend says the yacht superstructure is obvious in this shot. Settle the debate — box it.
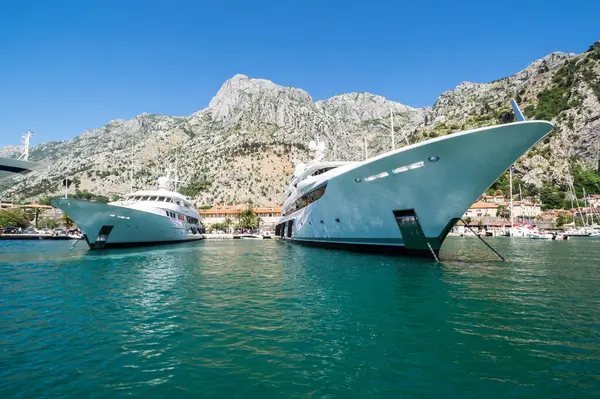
[0,131,40,181]
[51,176,205,249]
[275,103,554,258]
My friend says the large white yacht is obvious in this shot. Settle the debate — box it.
[275,102,554,258]
[0,131,40,181]
[51,176,205,249]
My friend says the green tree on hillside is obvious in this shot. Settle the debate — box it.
[556,211,573,227]
[180,178,212,197]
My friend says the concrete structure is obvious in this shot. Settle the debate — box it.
[199,205,282,229]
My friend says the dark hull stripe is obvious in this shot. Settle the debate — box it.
[89,237,204,249]
[294,237,405,244]
[284,238,439,259]
[0,235,74,241]
[0,165,31,174]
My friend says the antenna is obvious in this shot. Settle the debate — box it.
[18,130,33,161]
[308,139,326,162]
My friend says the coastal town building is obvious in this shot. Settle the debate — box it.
[510,201,542,218]
[589,194,600,208]
[464,201,499,218]
[464,200,542,219]
[481,194,505,203]
[199,205,282,228]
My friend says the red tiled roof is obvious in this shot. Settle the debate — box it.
[469,201,499,209]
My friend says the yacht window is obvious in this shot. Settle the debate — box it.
[165,198,173,203]
[311,167,335,176]
[141,196,149,201]
[176,201,181,206]
[157,196,166,201]
[289,184,327,213]
[165,211,170,216]
[170,212,175,218]
[149,196,158,201]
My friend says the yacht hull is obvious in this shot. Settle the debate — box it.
[51,199,204,249]
[277,121,553,258]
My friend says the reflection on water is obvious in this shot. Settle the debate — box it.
[1,238,599,398]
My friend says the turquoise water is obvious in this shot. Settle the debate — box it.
[1,238,599,398]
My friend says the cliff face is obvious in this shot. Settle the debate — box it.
[2,45,599,205]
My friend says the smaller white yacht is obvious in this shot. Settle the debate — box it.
[52,175,205,249]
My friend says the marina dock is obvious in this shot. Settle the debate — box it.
[0,233,78,241]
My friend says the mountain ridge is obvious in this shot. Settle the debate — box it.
[2,44,599,206]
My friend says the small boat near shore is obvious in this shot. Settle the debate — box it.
[236,234,264,240]
[530,232,553,240]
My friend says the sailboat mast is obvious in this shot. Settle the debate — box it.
[390,107,395,151]
[572,181,586,226]
[583,188,589,226]
[509,166,514,232]
[129,135,134,193]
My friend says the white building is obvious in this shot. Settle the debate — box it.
[464,201,499,218]
[589,194,600,208]
[510,201,542,218]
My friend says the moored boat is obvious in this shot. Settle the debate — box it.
[530,232,553,240]
[51,176,205,249]
[274,101,553,258]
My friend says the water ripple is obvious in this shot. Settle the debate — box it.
[1,238,600,398]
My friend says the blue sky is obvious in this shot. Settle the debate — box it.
[0,0,598,148]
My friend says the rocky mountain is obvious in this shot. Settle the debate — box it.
[1,43,599,206]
